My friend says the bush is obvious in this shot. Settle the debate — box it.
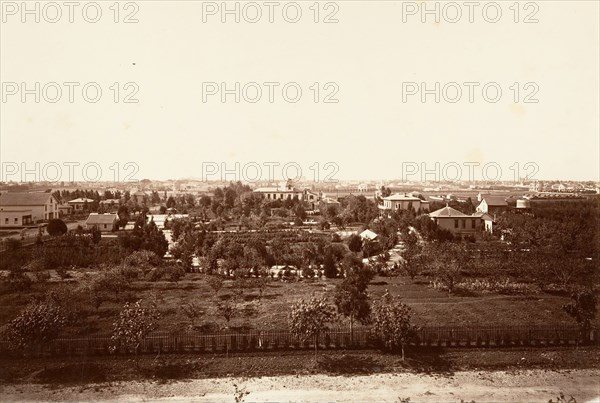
[46,219,68,236]
[121,265,142,280]
[370,293,418,360]
[124,250,163,269]
[111,299,159,354]
[302,265,314,279]
[6,271,33,292]
[448,278,540,295]
[4,238,21,251]
[4,300,67,352]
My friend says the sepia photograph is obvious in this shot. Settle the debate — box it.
[0,0,599,402]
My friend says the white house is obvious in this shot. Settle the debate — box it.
[429,206,495,235]
[254,183,320,208]
[0,192,59,227]
[476,195,508,216]
[68,197,95,211]
[85,213,118,232]
[378,193,429,215]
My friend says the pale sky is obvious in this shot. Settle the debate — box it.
[1,1,599,183]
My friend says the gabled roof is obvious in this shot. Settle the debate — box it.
[480,196,508,207]
[472,211,495,221]
[360,229,378,240]
[86,213,118,225]
[68,198,95,204]
[0,192,54,206]
[428,206,469,218]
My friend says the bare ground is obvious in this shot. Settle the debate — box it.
[1,369,599,402]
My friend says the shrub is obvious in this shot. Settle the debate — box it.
[289,296,335,356]
[4,238,21,251]
[6,270,33,292]
[46,219,68,237]
[371,293,418,361]
[4,300,67,352]
[111,299,159,355]
[124,250,163,269]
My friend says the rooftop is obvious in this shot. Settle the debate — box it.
[480,196,508,207]
[360,229,378,240]
[86,213,118,225]
[68,198,95,204]
[383,193,422,201]
[0,192,54,206]
[428,206,469,218]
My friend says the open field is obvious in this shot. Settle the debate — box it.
[1,272,596,337]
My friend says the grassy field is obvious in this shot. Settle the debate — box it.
[0,271,595,337]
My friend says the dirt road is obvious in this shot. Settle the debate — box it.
[1,369,598,402]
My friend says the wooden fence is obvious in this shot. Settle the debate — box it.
[0,325,594,357]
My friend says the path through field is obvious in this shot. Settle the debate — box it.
[1,369,598,402]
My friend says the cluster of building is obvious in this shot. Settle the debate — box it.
[0,184,575,240]
[375,192,507,235]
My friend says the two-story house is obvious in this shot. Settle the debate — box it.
[0,192,59,227]
[378,193,429,216]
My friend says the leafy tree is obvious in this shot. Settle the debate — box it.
[46,219,68,236]
[371,293,418,361]
[96,267,130,299]
[347,234,362,253]
[207,275,224,296]
[217,300,237,326]
[289,297,335,357]
[427,243,465,294]
[323,253,337,278]
[302,265,314,279]
[168,265,186,283]
[166,196,176,208]
[563,289,597,343]
[4,300,66,353]
[362,239,381,258]
[124,250,163,271]
[380,186,392,198]
[111,299,159,355]
[90,226,102,244]
[334,272,371,343]
[181,301,204,328]
[294,204,307,221]
[400,232,422,280]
